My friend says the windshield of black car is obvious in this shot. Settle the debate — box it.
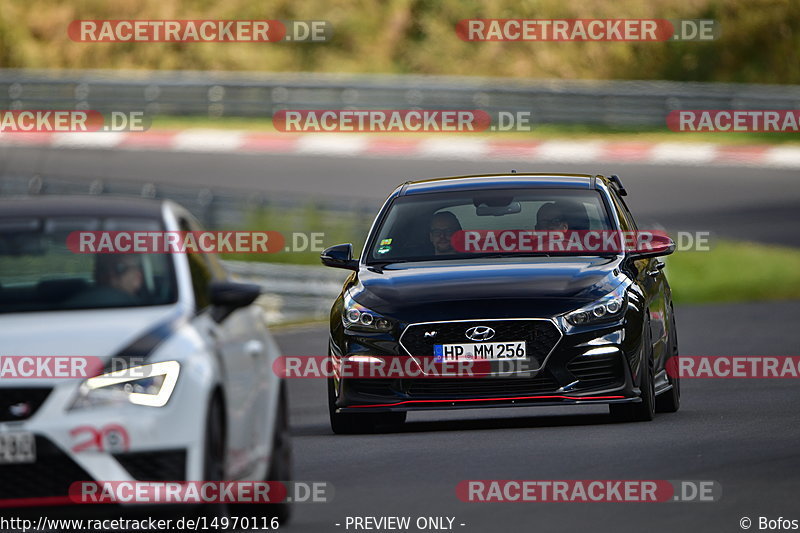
[366,188,615,264]
[0,216,178,313]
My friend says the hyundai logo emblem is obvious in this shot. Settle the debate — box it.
[465,326,495,341]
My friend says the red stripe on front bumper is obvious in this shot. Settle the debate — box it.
[348,394,627,408]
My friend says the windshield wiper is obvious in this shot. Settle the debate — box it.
[367,259,410,268]
[473,252,551,259]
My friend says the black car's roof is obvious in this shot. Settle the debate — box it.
[400,173,599,196]
[0,195,167,218]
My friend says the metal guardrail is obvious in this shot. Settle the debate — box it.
[223,260,346,325]
[1,69,798,127]
[0,174,377,231]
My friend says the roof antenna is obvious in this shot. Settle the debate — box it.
[511,169,517,174]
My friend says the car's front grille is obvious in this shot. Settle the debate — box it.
[404,372,560,398]
[114,449,186,481]
[0,387,52,422]
[347,379,396,397]
[0,436,92,501]
[567,352,624,388]
[400,319,561,369]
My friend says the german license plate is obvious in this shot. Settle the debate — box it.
[434,341,526,362]
[0,431,36,464]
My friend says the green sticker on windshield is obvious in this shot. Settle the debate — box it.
[377,246,391,254]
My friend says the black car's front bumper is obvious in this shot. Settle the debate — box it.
[331,316,644,413]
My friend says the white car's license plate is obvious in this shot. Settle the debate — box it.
[0,431,36,464]
[434,341,526,362]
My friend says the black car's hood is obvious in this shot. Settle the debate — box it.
[352,256,628,321]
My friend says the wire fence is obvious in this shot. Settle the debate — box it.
[0,173,377,230]
[2,69,799,127]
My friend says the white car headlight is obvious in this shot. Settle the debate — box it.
[342,292,393,332]
[70,361,180,409]
[564,284,628,326]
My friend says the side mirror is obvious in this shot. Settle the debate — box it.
[321,243,358,271]
[627,233,676,261]
[209,280,261,322]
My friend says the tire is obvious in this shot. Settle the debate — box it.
[328,378,406,434]
[656,306,681,413]
[199,393,228,518]
[610,316,655,422]
[262,383,292,524]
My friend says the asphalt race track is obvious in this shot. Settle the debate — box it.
[276,301,800,533]
[3,145,800,246]
[3,145,799,532]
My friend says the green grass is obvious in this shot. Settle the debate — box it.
[667,241,800,304]
[150,116,800,146]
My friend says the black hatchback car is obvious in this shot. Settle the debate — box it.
[322,173,680,433]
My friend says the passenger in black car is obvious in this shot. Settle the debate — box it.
[429,211,462,255]
[535,200,591,232]
[535,202,569,231]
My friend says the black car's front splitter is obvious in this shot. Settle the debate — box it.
[337,396,641,413]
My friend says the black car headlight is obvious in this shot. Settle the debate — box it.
[565,284,628,326]
[342,292,394,332]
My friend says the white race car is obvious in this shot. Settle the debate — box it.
[0,196,290,520]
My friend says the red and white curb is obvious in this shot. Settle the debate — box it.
[1,129,799,168]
